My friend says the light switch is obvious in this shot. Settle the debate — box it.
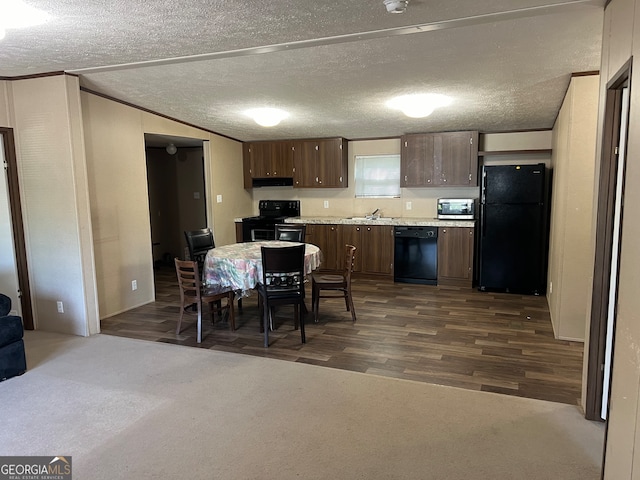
[193,192,200,199]
[324,200,329,208]
[406,201,412,210]
[216,195,223,203]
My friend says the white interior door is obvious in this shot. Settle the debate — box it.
[601,85,630,420]
[0,133,22,316]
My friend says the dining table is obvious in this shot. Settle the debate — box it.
[203,240,322,296]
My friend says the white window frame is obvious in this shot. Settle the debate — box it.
[354,154,401,198]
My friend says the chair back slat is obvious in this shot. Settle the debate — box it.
[175,258,203,299]
[343,244,356,280]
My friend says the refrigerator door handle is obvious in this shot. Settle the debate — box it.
[481,169,487,204]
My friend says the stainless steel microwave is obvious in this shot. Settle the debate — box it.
[437,198,476,220]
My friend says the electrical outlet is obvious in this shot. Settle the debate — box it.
[216,194,223,203]
[323,200,329,208]
[132,280,137,291]
[56,301,64,313]
[406,201,412,210]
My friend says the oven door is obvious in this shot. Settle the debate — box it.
[242,220,275,242]
[250,227,275,241]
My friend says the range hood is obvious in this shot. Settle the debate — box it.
[252,177,294,188]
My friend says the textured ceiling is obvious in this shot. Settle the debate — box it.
[1,0,605,141]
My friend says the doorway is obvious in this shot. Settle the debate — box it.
[0,127,33,328]
[144,134,207,273]
[585,60,631,423]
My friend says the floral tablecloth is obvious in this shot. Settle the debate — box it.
[203,241,322,295]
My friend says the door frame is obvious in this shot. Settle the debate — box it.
[0,127,34,329]
[585,59,631,424]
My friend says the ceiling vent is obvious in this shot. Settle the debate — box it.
[383,0,409,13]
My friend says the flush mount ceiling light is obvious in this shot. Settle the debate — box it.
[383,0,409,14]
[166,143,177,155]
[245,108,289,127]
[0,0,51,41]
[386,93,453,118]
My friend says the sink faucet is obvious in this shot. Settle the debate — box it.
[367,208,380,220]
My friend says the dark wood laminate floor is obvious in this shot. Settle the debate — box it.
[101,266,584,406]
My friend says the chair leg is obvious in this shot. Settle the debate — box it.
[238,298,243,313]
[344,291,350,311]
[299,302,306,343]
[228,292,236,331]
[258,295,264,333]
[263,299,270,348]
[176,306,185,335]
[313,285,320,323]
[197,302,203,343]
[294,304,299,330]
[347,290,356,323]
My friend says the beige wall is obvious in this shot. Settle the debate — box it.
[1,75,99,336]
[206,136,250,245]
[81,91,249,319]
[598,0,640,478]
[0,81,10,125]
[548,75,599,342]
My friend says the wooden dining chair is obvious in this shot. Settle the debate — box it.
[275,224,306,242]
[185,228,243,313]
[311,244,357,323]
[174,258,235,343]
[257,244,306,347]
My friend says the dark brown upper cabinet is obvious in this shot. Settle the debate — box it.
[293,137,348,188]
[245,140,294,179]
[401,131,479,187]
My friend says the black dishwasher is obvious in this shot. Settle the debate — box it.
[394,226,438,285]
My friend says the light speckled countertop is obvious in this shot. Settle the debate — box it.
[283,216,475,227]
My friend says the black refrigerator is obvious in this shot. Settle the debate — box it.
[478,163,550,295]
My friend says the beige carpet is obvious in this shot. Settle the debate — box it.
[0,331,604,479]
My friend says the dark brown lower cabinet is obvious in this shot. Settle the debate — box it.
[306,224,393,277]
[437,227,474,287]
[360,225,394,275]
[306,224,340,271]
[235,222,243,243]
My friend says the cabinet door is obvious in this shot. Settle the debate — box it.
[361,225,394,275]
[340,225,363,272]
[400,134,429,187]
[271,141,294,177]
[433,131,478,186]
[318,138,347,187]
[307,224,340,272]
[235,222,243,242]
[401,134,433,187]
[293,141,318,187]
[248,142,271,178]
[437,227,474,286]
[242,143,252,189]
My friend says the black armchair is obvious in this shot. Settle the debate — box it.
[0,294,27,381]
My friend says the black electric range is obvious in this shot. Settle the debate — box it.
[241,200,301,242]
